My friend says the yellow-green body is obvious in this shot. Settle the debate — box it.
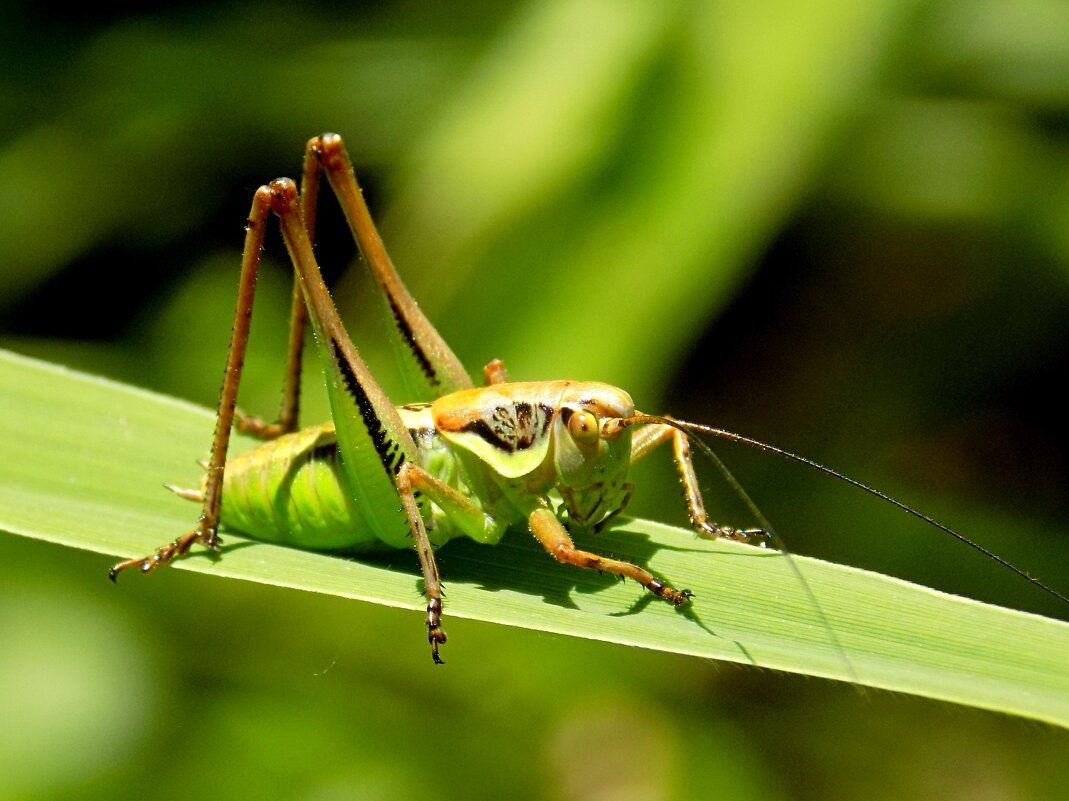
[216,382,636,554]
[218,408,457,550]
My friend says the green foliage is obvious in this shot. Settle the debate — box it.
[4,1,1069,798]
[4,349,1068,728]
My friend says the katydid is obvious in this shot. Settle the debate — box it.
[109,133,1068,664]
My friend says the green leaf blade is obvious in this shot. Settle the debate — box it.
[2,348,1067,727]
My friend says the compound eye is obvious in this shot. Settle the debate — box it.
[567,409,599,445]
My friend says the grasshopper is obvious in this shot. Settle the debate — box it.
[110,133,1066,663]
[109,133,768,662]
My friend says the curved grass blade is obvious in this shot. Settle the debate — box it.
[1,348,1067,727]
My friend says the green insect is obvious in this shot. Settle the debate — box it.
[110,133,1067,663]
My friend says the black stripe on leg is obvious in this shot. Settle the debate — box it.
[331,337,406,478]
[388,297,440,390]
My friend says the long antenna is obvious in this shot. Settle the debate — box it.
[619,414,1069,608]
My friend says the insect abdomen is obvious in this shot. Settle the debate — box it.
[219,423,384,551]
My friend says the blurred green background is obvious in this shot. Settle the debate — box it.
[3,1,1069,799]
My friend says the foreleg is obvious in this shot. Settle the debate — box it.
[631,423,769,545]
[528,505,692,607]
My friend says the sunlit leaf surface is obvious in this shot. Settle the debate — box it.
[3,350,1066,728]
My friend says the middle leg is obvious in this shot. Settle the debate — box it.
[395,462,508,663]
